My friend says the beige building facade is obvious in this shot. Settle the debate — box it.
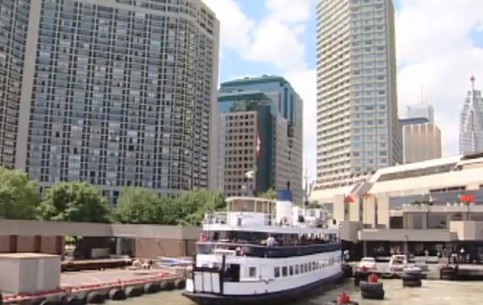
[402,122,442,163]
[217,111,259,197]
[315,0,402,191]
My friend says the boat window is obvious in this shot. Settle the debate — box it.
[301,263,305,273]
[274,267,280,278]
[307,263,311,272]
[312,262,316,270]
[289,266,294,276]
[248,267,257,277]
[282,266,288,276]
[295,265,299,274]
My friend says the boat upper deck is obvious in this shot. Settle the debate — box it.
[203,197,338,235]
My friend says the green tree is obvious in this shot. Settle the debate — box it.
[0,167,39,219]
[114,187,179,225]
[113,188,225,226]
[114,187,160,224]
[37,182,111,223]
[258,188,277,200]
[173,190,226,226]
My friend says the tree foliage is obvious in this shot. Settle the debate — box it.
[0,166,226,225]
[0,167,40,219]
[113,188,226,226]
[114,187,176,224]
[173,189,226,226]
[37,182,111,223]
[258,188,277,200]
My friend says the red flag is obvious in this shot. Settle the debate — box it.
[345,194,357,203]
[460,193,475,203]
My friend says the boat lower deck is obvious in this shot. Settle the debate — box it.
[183,271,344,305]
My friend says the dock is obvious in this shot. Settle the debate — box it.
[347,259,483,281]
[2,269,185,305]
[61,258,133,272]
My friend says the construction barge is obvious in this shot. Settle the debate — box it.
[2,269,186,305]
[0,254,191,305]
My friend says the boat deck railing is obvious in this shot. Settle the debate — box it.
[196,241,341,258]
[204,212,276,226]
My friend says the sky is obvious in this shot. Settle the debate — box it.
[202,0,483,183]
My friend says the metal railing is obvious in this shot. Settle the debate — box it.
[196,241,341,258]
[203,212,276,226]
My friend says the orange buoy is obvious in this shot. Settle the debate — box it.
[369,273,378,283]
[337,292,351,305]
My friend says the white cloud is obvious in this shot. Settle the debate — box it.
[242,18,307,70]
[202,0,255,51]
[265,0,312,25]
[396,0,483,156]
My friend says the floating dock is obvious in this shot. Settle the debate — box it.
[61,258,133,272]
[2,269,185,305]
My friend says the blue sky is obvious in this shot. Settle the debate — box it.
[218,1,317,83]
[208,0,483,185]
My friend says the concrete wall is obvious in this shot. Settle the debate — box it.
[0,236,64,255]
[134,238,197,258]
[450,221,483,240]
[358,228,454,242]
[0,220,200,239]
[0,220,201,258]
[0,254,61,294]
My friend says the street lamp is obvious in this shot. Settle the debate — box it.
[242,169,256,196]
[404,234,409,262]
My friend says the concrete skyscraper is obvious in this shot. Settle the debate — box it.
[406,104,434,123]
[0,0,219,202]
[400,118,442,164]
[460,76,483,155]
[315,0,402,190]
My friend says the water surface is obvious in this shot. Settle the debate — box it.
[115,280,480,305]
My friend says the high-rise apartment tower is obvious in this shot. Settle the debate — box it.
[315,0,402,190]
[0,0,220,202]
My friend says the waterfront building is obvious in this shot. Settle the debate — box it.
[460,76,483,155]
[315,0,402,191]
[217,76,304,203]
[0,0,220,202]
[311,152,483,257]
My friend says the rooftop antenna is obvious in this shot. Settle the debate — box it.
[303,160,310,211]
[420,84,424,104]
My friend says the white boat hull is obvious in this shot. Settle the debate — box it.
[184,249,343,305]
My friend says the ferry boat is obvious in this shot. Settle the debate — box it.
[182,190,342,305]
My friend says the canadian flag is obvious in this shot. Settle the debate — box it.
[345,194,357,203]
[460,193,475,203]
[256,133,261,156]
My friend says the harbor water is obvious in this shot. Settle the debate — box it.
[115,280,482,305]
